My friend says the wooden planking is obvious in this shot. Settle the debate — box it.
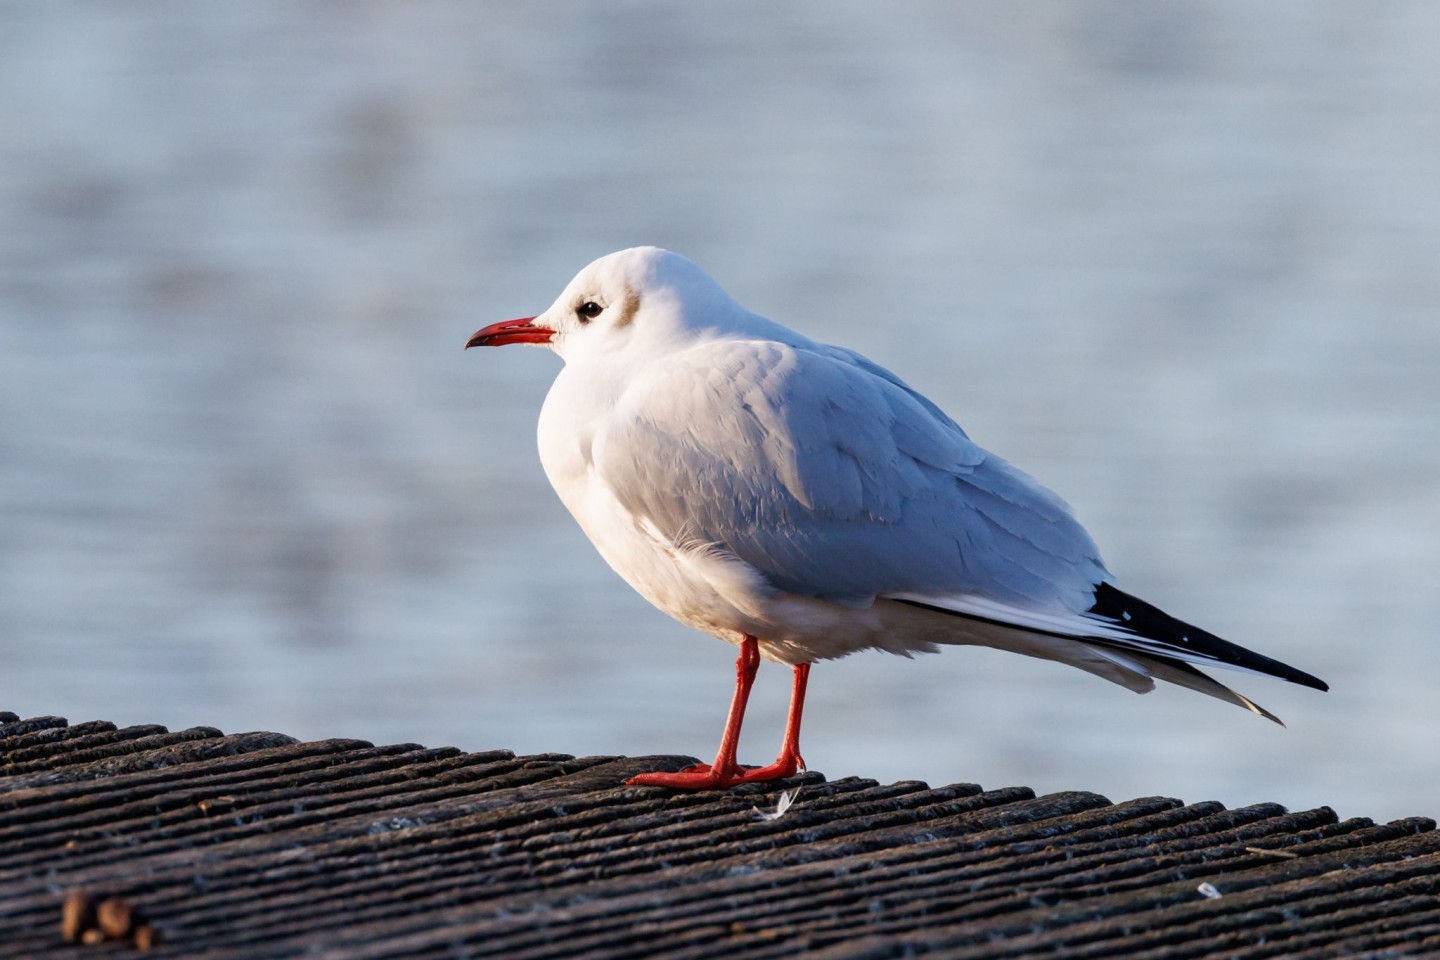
[1,711,1434,959]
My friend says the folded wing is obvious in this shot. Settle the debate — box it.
[595,338,1108,612]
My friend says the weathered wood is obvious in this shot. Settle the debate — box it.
[1,712,1433,958]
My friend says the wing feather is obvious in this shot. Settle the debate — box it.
[594,338,1108,609]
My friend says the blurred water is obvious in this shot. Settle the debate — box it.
[2,2,1439,821]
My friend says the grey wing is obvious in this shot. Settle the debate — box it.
[594,340,1110,612]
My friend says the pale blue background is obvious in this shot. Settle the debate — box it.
[3,2,1438,821]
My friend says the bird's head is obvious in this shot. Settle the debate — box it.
[466,247,758,362]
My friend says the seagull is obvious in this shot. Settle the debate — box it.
[467,247,1328,790]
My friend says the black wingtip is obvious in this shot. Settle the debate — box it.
[1089,583,1329,692]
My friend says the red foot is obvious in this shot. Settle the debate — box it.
[731,752,804,784]
[626,752,804,790]
[627,765,746,790]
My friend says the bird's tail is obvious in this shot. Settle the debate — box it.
[877,585,1327,724]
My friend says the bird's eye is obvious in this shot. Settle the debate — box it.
[576,301,604,321]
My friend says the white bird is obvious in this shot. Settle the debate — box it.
[467,247,1328,790]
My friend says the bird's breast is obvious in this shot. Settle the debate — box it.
[532,362,895,663]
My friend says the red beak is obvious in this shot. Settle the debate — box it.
[465,316,555,348]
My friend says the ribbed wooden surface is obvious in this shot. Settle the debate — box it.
[2,710,1437,959]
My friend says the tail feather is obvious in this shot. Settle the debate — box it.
[1087,583,1329,692]
[1110,649,1284,724]
[886,582,1328,721]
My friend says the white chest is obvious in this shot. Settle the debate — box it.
[532,363,884,664]
[535,371,763,643]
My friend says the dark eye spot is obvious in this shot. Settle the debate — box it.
[576,301,603,321]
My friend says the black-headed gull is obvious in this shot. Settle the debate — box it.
[467,247,1328,790]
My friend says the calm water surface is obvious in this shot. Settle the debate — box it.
[2,3,1439,821]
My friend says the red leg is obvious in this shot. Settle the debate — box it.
[628,636,761,789]
[732,661,809,783]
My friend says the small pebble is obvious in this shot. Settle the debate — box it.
[97,897,135,939]
[61,891,95,943]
